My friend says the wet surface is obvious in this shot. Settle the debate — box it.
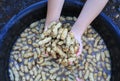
[0,0,120,30]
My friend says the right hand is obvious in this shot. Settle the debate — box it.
[44,26,48,32]
[70,29,83,56]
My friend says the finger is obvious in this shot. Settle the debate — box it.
[76,40,83,56]
[79,39,83,54]
[68,61,73,65]
[76,47,81,56]
[76,77,84,81]
[45,52,49,57]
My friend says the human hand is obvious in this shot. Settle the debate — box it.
[70,28,83,56]
[44,26,48,32]
[76,77,84,81]
[44,20,59,32]
[44,22,50,32]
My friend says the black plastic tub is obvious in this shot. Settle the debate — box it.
[0,0,120,81]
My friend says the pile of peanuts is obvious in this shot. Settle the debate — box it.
[38,21,80,66]
[9,16,111,81]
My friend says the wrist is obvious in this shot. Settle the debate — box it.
[45,19,59,28]
[70,29,82,41]
[71,21,88,37]
[71,26,83,38]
